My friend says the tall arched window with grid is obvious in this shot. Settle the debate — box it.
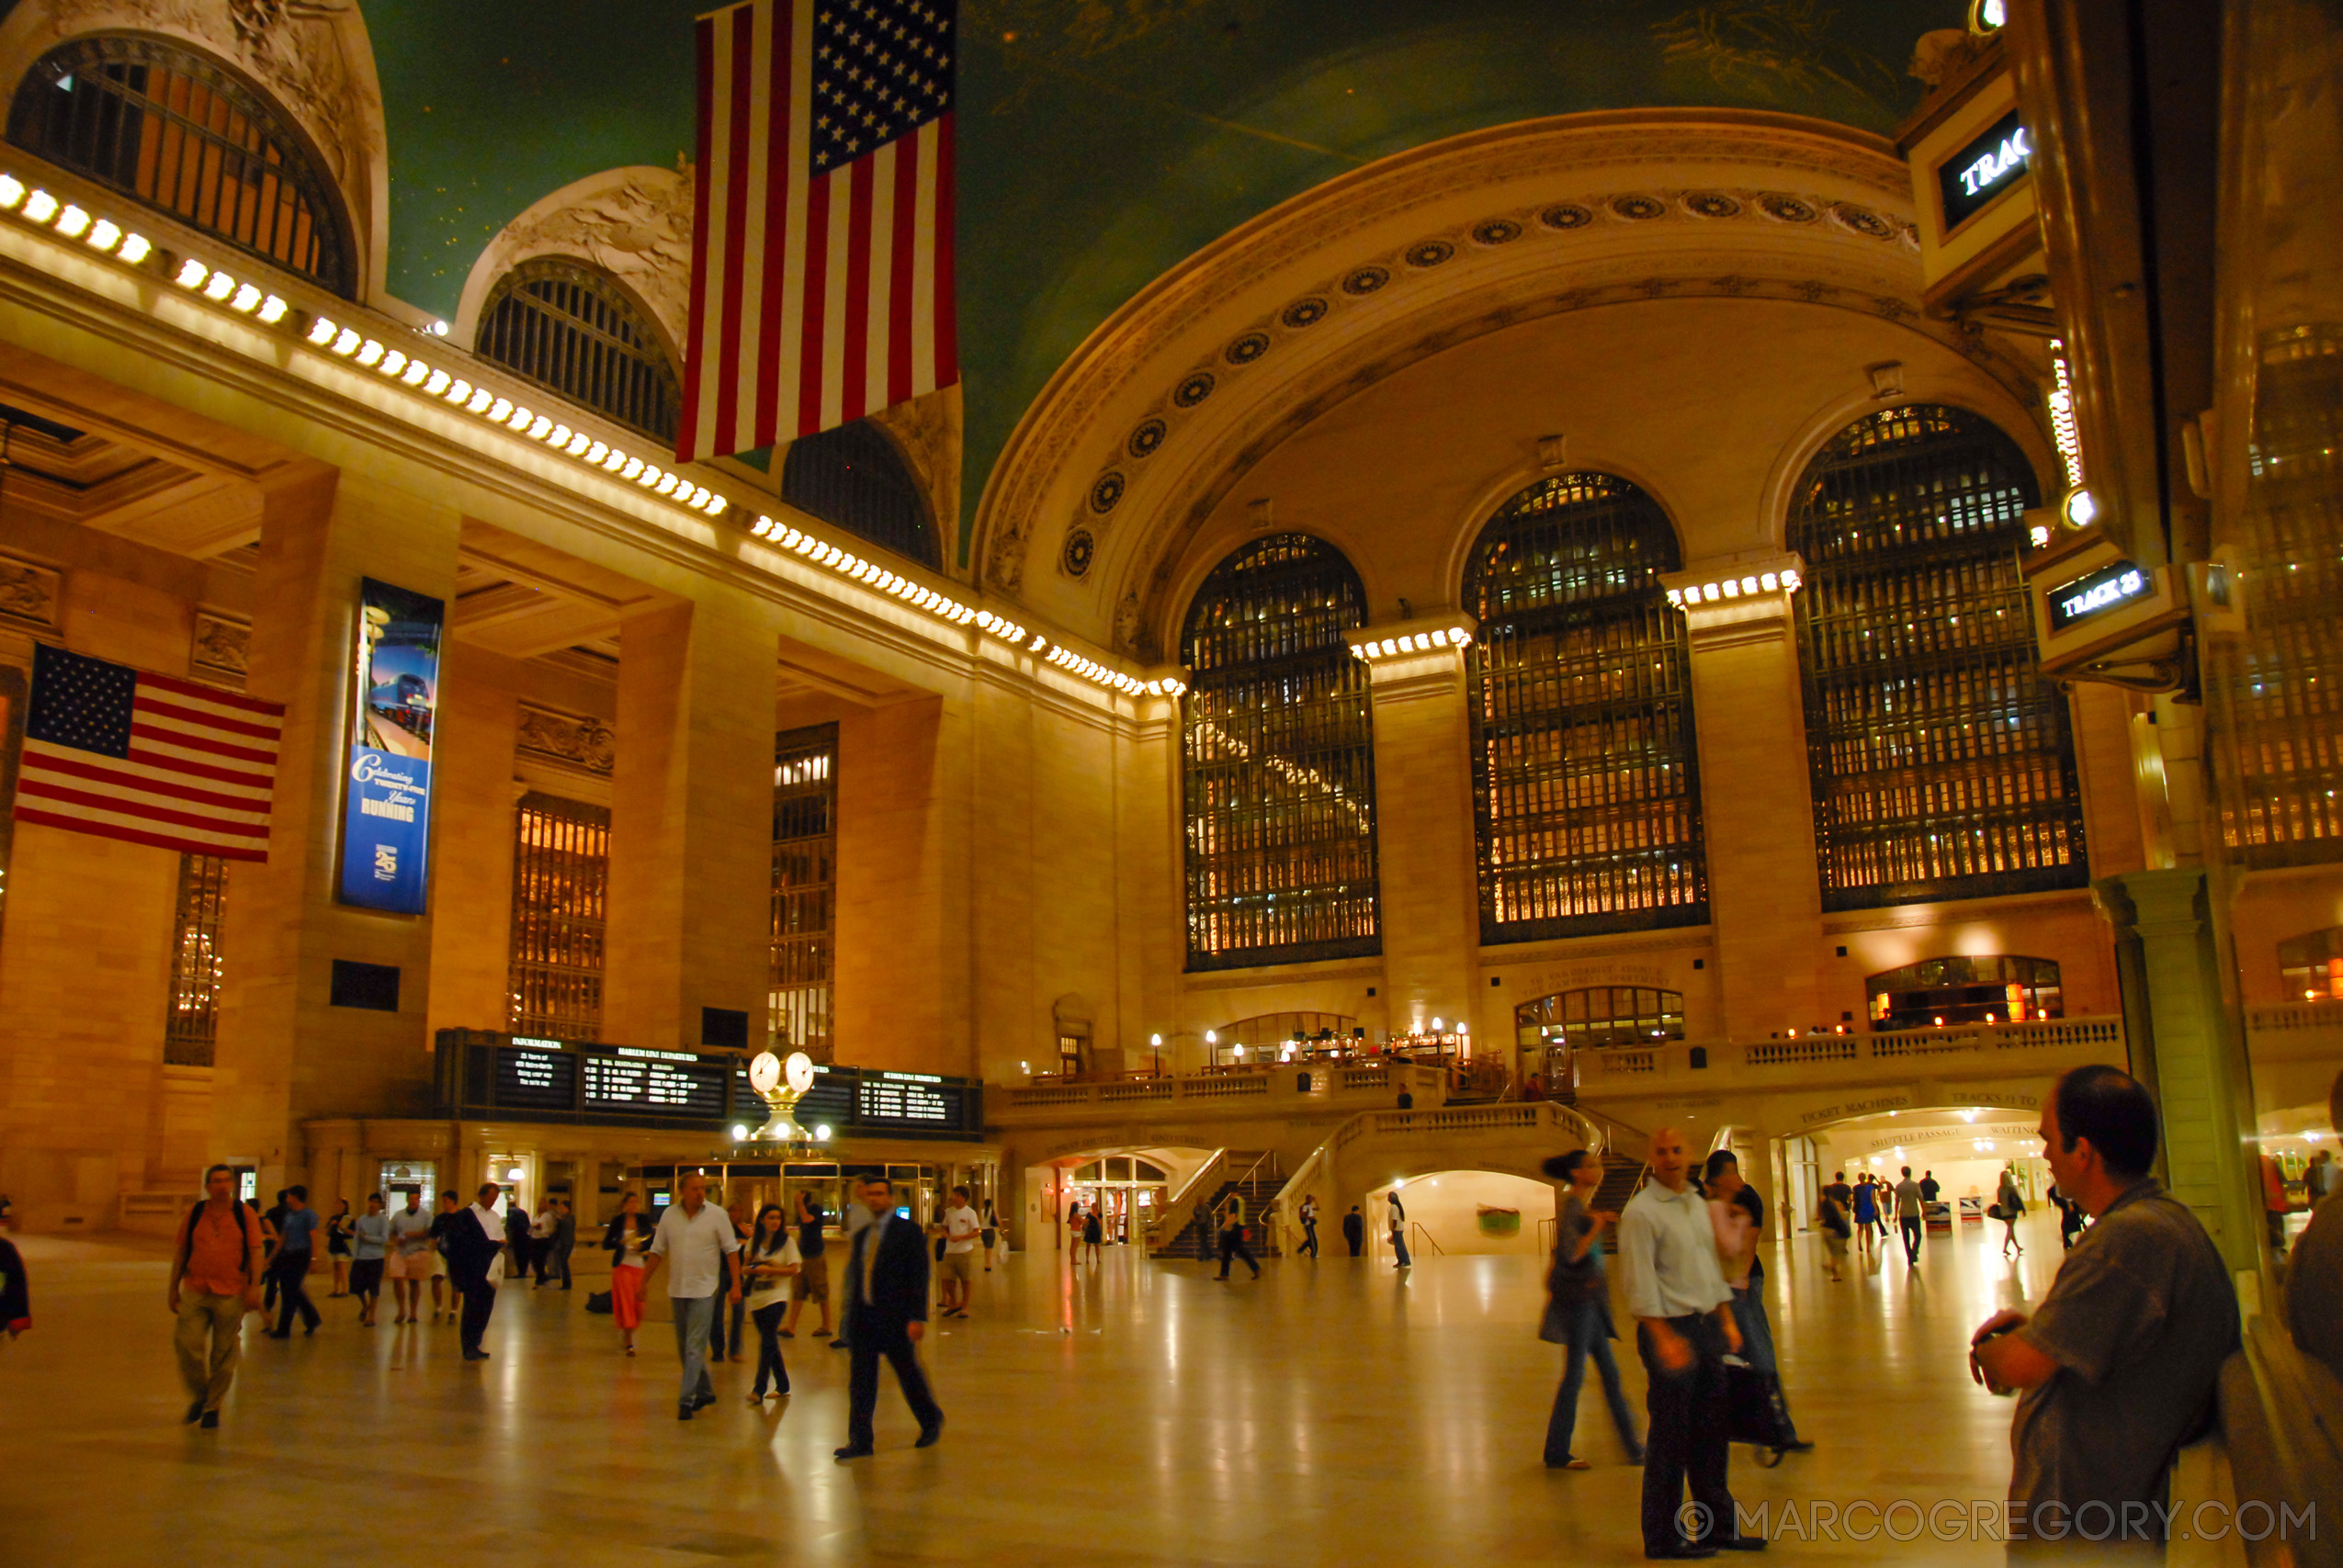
[8,36,356,296]
[477,259,682,443]
[1466,473,1705,942]
[1789,405,2087,908]
[1180,535,1379,970]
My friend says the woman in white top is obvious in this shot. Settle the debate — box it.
[742,1202,801,1403]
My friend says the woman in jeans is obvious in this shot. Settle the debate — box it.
[741,1203,800,1403]
[1540,1150,1643,1470]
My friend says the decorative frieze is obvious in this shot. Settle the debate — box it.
[190,610,250,685]
[515,703,615,777]
[0,554,61,630]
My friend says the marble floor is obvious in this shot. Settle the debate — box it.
[0,1214,2072,1565]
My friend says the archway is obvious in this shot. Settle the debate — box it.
[1366,1168,1558,1259]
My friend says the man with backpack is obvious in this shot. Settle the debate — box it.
[166,1164,266,1428]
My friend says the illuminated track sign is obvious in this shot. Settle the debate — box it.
[339,578,444,912]
[583,1046,730,1119]
[1939,108,2032,230]
[2047,561,2152,631]
[857,1070,957,1127]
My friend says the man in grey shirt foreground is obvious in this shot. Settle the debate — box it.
[1893,1167,1924,1265]
[1970,1065,2238,1554]
[1619,1125,1753,1559]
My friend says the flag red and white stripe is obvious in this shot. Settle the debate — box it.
[677,0,957,462]
[17,656,282,861]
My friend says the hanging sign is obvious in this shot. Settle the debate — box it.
[338,578,444,912]
[1938,108,2032,230]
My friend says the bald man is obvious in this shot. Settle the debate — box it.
[1618,1126,1751,1558]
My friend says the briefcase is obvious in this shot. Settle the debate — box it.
[1725,1361,1795,1456]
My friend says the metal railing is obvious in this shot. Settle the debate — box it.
[1409,1220,1446,1258]
[1579,1016,2124,1084]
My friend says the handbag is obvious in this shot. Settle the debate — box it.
[1986,1203,2006,1222]
[1725,1361,1795,1450]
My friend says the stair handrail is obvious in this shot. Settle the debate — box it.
[1409,1220,1447,1257]
[1164,1148,1232,1213]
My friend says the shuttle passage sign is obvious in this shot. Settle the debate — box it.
[338,578,444,913]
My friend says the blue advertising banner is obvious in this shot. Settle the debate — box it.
[338,578,444,913]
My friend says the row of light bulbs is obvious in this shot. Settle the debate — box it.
[15,165,1175,704]
[1348,626,1474,661]
[1665,568,1802,607]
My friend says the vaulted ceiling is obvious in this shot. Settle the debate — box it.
[353,1,1964,559]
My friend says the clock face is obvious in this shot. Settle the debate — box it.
[748,1052,782,1094]
[785,1051,816,1095]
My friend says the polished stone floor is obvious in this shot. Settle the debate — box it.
[0,1214,2070,1565]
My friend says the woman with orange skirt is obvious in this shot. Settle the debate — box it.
[604,1192,653,1355]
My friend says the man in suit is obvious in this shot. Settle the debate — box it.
[445,1182,508,1361]
[835,1176,944,1460]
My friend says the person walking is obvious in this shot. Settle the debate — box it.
[1540,1150,1642,1471]
[445,1183,509,1361]
[260,1190,288,1314]
[1215,1190,1261,1280]
[503,1196,533,1291]
[324,1197,355,1298]
[1081,1201,1104,1265]
[1818,1185,1851,1281]
[938,1185,980,1318]
[980,1198,1001,1271]
[716,1200,754,1361]
[528,1201,557,1285]
[605,1191,654,1355]
[742,1202,801,1403]
[264,1185,322,1338]
[1995,1166,2027,1257]
[1387,1189,1411,1269]
[783,1190,834,1342]
[1970,1066,2238,1551]
[1919,1169,1941,1208]
[1618,1125,1751,1559]
[835,1174,945,1460]
[384,1189,435,1325]
[1297,1193,1320,1259]
[349,1193,390,1326]
[427,1190,463,1322]
[1707,1151,1810,1453]
[1894,1166,1924,1266]
[0,1229,27,1340]
[539,1198,575,1290]
[1342,1204,1365,1258]
[643,1171,743,1421]
[166,1164,265,1428]
[1851,1174,1878,1258]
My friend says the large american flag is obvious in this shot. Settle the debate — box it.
[676,0,957,462]
[15,644,282,861]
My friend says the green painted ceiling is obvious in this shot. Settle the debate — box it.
[356,0,1965,562]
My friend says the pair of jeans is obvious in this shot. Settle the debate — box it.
[846,1324,942,1448]
[175,1291,245,1412]
[1298,1220,1319,1258]
[673,1292,718,1406]
[269,1250,319,1334]
[1899,1215,1923,1263]
[751,1300,790,1396]
[1636,1314,1738,1555]
[1726,1284,1799,1442]
[1543,1296,1639,1464]
[1391,1228,1411,1268]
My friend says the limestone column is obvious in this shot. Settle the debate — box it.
[603,597,781,1050]
[1665,558,1824,1039]
[1357,619,1481,1039]
[2097,869,2261,1273]
[211,469,462,1196]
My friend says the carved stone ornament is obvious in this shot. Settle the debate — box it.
[0,554,61,629]
[39,0,384,202]
[515,703,616,777]
[190,610,249,681]
[463,164,695,352]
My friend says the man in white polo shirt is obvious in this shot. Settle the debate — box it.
[643,1171,742,1422]
[1618,1125,1751,1560]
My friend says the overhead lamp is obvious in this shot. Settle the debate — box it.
[2060,487,2098,530]
[730,1124,749,1142]
[22,188,58,223]
[0,175,20,209]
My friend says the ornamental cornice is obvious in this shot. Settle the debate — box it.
[974,110,1925,620]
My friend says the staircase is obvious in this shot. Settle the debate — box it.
[1152,1151,1283,1261]
[1591,1154,1649,1254]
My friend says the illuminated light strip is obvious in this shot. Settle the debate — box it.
[1,171,1153,704]
[1346,623,1475,662]
[2045,339,2085,491]
[1664,568,1801,608]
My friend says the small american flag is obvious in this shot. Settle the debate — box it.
[15,643,282,861]
[675,0,958,461]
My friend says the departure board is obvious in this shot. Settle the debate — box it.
[583,1048,729,1118]
[494,1047,577,1111]
[856,1070,957,1127]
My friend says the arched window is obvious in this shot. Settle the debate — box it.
[1864,954,2063,1030]
[1514,987,1687,1051]
[1465,473,1705,942]
[1789,406,2086,908]
[781,419,938,568]
[1181,534,1378,970]
[2279,927,2343,1003]
[8,36,354,295]
[477,260,682,443]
